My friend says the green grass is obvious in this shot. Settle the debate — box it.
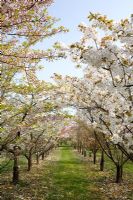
[44,147,105,200]
[124,161,133,173]
[95,151,133,176]
[0,156,27,173]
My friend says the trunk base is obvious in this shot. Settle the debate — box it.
[13,166,19,185]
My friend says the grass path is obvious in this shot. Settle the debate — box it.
[42,147,106,200]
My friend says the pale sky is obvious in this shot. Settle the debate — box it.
[36,0,133,82]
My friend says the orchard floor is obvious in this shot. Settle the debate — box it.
[0,147,133,200]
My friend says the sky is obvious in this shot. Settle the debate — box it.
[36,0,133,82]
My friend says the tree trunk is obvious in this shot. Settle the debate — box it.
[81,148,84,155]
[77,141,80,152]
[42,152,45,160]
[36,153,39,165]
[93,150,97,164]
[78,145,80,152]
[100,150,104,171]
[27,154,32,171]
[115,165,123,183]
[84,150,87,157]
[79,145,82,153]
[12,154,19,185]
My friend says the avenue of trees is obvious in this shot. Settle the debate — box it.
[53,13,133,183]
[0,0,133,187]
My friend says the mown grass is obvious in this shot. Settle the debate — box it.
[44,146,106,200]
